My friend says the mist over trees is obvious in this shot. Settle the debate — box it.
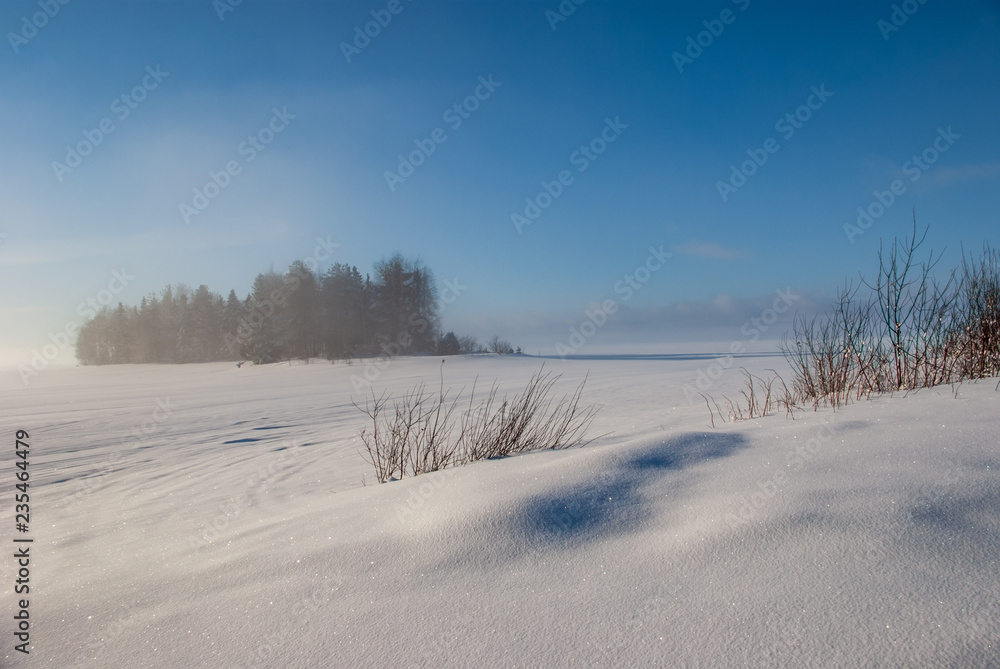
[75,253,458,365]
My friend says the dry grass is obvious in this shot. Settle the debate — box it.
[355,364,600,482]
[700,368,795,427]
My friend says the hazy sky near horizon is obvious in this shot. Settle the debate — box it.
[1,0,998,366]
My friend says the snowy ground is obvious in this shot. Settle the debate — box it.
[1,354,998,668]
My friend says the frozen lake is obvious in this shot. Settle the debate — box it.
[2,354,998,667]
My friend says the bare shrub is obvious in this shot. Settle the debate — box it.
[487,335,514,355]
[457,335,483,354]
[781,219,999,408]
[355,366,599,482]
[780,283,874,409]
[957,244,1000,379]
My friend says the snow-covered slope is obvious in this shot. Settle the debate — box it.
[1,355,997,668]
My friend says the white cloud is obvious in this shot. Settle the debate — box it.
[672,241,745,260]
[928,162,1000,185]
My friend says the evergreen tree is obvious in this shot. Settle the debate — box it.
[134,296,159,362]
[371,253,439,354]
[221,290,244,360]
[437,331,460,355]
[284,261,320,359]
[244,271,288,364]
[74,253,444,365]
[320,263,369,358]
[187,285,222,362]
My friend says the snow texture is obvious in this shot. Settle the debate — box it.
[1,355,997,667]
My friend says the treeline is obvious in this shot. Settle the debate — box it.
[75,253,483,365]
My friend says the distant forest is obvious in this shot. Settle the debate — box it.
[75,253,485,365]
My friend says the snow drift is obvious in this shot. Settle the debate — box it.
[1,354,997,667]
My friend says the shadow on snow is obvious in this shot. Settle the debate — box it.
[514,432,750,550]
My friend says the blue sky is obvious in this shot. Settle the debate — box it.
[1,0,998,365]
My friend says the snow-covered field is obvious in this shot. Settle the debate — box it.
[1,354,998,668]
